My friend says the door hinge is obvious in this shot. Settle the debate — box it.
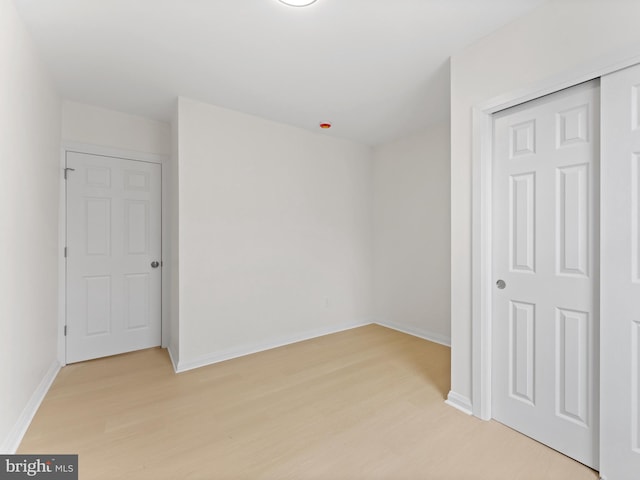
[64,325,67,336]
[64,167,75,180]
[64,246,67,258]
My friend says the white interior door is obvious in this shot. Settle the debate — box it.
[601,63,640,480]
[66,151,162,363]
[492,81,599,469]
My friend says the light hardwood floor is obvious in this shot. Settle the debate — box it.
[19,324,598,479]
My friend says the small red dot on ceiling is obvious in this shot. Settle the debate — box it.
[319,122,332,129]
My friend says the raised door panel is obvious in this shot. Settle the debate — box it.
[125,274,150,330]
[510,173,536,273]
[632,84,640,131]
[555,308,589,426]
[556,164,589,277]
[633,321,640,453]
[85,275,111,336]
[510,120,536,158]
[86,166,111,188]
[125,200,149,255]
[556,105,589,148]
[85,198,111,256]
[633,154,640,282]
[510,301,536,405]
[124,170,150,191]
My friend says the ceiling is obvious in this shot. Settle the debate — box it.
[14,0,547,146]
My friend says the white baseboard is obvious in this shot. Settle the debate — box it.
[445,390,473,415]
[375,320,451,347]
[175,321,371,373]
[166,345,179,373]
[1,360,61,454]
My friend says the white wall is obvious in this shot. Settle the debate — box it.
[0,0,61,452]
[62,100,171,156]
[372,124,451,345]
[450,0,640,410]
[175,97,373,369]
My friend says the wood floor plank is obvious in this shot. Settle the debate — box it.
[18,324,598,479]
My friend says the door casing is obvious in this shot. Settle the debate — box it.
[58,142,169,366]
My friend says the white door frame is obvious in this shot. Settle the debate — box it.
[58,142,169,365]
[470,48,640,420]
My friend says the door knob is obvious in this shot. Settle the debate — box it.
[151,261,160,268]
[496,279,506,289]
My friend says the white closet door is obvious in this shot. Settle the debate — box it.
[492,81,599,469]
[601,63,640,480]
[66,151,162,363]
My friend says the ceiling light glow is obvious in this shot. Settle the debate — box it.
[278,0,318,7]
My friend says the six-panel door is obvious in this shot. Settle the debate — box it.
[492,81,599,469]
[66,151,161,363]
